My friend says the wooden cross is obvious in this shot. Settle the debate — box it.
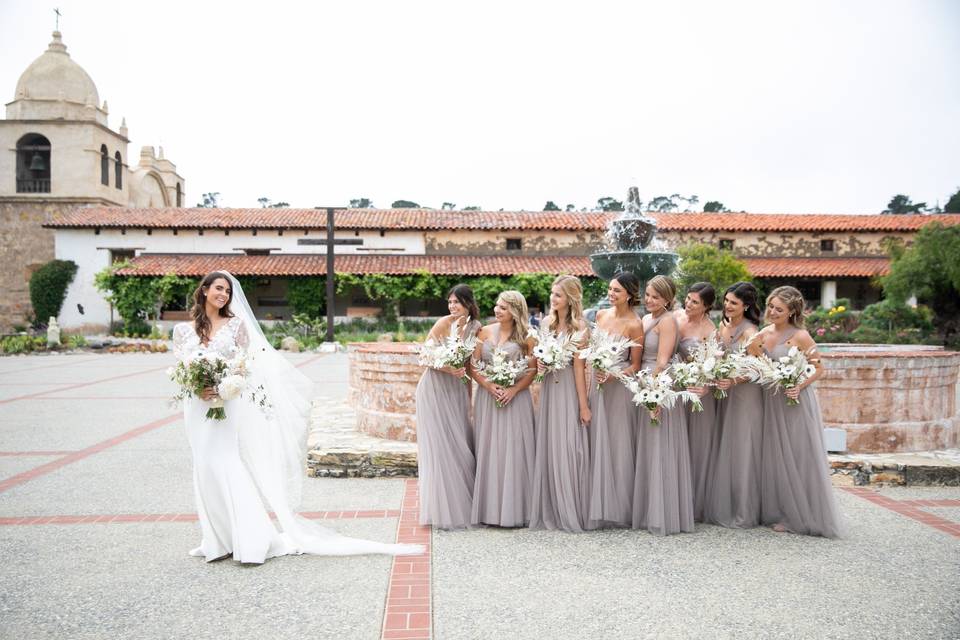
[54,8,61,30]
[299,208,363,342]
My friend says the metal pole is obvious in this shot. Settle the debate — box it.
[325,207,335,343]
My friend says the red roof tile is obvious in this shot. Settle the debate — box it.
[113,254,596,277]
[44,208,616,231]
[44,208,960,232]
[743,257,890,278]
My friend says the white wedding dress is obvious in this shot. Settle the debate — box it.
[173,273,422,563]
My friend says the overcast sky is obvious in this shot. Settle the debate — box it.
[1,0,958,213]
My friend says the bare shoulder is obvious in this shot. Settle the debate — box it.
[792,329,816,348]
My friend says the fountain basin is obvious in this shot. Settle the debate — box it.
[817,345,960,452]
[589,251,679,282]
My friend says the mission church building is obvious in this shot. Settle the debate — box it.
[0,30,184,329]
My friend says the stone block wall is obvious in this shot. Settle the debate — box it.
[0,201,64,329]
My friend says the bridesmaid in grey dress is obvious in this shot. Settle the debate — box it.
[751,286,843,538]
[632,275,695,536]
[415,285,482,530]
[470,291,537,528]
[529,276,592,532]
[704,282,764,529]
[587,272,644,529]
[675,282,718,522]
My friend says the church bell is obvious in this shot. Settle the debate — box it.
[29,153,46,172]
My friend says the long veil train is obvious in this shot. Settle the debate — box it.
[223,272,422,556]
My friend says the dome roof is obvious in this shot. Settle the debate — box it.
[14,32,99,106]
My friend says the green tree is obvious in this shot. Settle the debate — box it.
[883,194,927,214]
[349,198,373,208]
[675,243,752,305]
[287,277,326,317]
[880,221,960,342]
[270,201,290,208]
[391,200,420,208]
[93,263,194,327]
[703,200,727,212]
[197,192,220,208]
[29,260,78,326]
[944,187,960,214]
[463,206,481,211]
[647,196,676,212]
[543,201,560,211]
[441,202,457,210]
[257,197,271,208]
[597,197,624,212]
[565,204,576,212]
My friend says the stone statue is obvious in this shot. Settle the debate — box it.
[47,317,61,347]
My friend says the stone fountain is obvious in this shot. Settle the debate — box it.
[589,187,679,285]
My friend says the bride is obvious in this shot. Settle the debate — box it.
[172,271,422,563]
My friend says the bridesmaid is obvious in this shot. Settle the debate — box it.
[587,272,644,529]
[470,291,537,527]
[751,286,843,538]
[529,275,592,532]
[674,282,718,522]
[632,275,695,535]
[703,281,764,529]
[415,284,482,530]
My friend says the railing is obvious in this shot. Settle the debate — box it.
[16,179,51,193]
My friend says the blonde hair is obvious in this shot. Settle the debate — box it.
[766,286,805,328]
[546,275,585,334]
[647,275,677,311]
[496,290,530,350]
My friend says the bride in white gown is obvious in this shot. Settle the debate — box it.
[173,271,422,563]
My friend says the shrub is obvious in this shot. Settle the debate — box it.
[805,298,858,341]
[676,243,752,306]
[860,299,934,333]
[29,260,78,326]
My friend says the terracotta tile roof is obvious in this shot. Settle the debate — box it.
[44,208,617,231]
[45,207,960,232]
[657,213,960,232]
[743,257,891,278]
[113,254,596,277]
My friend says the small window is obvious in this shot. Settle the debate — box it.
[820,239,835,252]
[110,249,135,264]
[100,145,109,185]
[719,239,734,251]
[16,133,51,193]
[114,152,122,190]
[506,238,522,251]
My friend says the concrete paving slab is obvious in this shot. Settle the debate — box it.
[0,455,61,481]
[1,518,396,640]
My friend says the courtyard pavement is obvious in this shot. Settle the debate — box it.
[0,351,957,640]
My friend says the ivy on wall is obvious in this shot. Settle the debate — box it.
[29,260,78,326]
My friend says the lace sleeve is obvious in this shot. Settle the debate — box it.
[235,318,250,350]
[172,324,193,362]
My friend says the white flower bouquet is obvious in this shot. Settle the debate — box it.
[473,347,531,408]
[578,328,638,391]
[168,350,269,420]
[670,359,705,412]
[528,325,584,383]
[708,341,752,400]
[740,345,818,406]
[623,369,701,426]
[417,323,478,384]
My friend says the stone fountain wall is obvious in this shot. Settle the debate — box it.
[348,342,960,453]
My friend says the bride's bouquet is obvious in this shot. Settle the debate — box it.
[528,325,584,383]
[623,369,701,426]
[578,328,638,391]
[417,323,478,384]
[473,347,531,408]
[739,344,817,406]
[169,350,269,420]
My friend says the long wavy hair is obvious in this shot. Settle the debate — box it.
[190,271,234,344]
[766,286,806,328]
[546,275,585,334]
[496,290,530,351]
[722,281,762,327]
[447,283,480,323]
[612,271,641,307]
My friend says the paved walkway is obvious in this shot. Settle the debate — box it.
[0,352,958,639]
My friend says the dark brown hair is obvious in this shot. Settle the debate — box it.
[687,282,716,309]
[722,281,762,326]
[191,271,234,344]
[447,284,480,323]
[612,271,641,306]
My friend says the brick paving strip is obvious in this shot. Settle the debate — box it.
[0,451,77,456]
[843,487,960,538]
[381,478,432,640]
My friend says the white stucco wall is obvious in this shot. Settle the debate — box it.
[56,229,114,329]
